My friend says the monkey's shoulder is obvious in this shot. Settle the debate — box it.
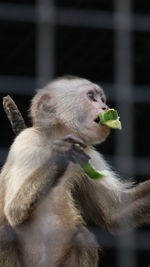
[8,127,50,162]
[11,127,48,149]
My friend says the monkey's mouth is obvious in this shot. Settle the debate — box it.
[94,116,100,124]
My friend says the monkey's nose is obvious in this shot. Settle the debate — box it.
[101,105,109,111]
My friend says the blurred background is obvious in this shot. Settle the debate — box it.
[0,0,150,266]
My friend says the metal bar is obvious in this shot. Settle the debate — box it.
[0,3,36,22]
[0,76,35,94]
[114,0,137,266]
[0,148,8,164]
[107,155,150,176]
[0,76,150,103]
[91,227,150,250]
[36,0,55,87]
[57,8,113,29]
[0,3,150,31]
[114,0,134,190]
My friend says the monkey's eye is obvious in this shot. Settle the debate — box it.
[87,91,97,102]
[101,96,106,103]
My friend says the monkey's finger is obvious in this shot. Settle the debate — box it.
[62,135,86,148]
[71,150,90,163]
[53,140,72,150]
[73,145,90,160]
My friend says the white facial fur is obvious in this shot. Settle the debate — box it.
[30,77,110,144]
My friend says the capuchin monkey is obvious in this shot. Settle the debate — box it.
[0,76,150,267]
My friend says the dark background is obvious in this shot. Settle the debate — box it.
[0,0,150,266]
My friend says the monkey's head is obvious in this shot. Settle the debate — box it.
[30,76,110,145]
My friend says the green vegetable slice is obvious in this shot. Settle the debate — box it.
[99,109,118,123]
[74,157,108,179]
[99,109,122,130]
[74,145,108,179]
[102,118,122,130]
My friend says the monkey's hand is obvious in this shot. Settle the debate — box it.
[52,135,90,171]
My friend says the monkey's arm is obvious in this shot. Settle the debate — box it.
[4,163,61,228]
[77,175,150,233]
[4,135,60,227]
[76,151,150,233]
[4,133,87,227]
[115,180,150,231]
[2,97,59,226]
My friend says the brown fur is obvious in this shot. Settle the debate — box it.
[0,225,22,267]
[0,76,150,266]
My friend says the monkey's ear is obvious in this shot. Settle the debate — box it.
[31,93,57,127]
[37,94,51,112]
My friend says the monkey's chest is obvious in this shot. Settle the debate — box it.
[16,185,82,266]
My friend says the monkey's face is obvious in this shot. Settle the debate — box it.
[76,84,111,144]
[55,79,110,145]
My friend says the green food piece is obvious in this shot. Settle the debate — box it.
[102,118,122,130]
[100,109,118,123]
[99,109,122,130]
[74,156,108,179]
